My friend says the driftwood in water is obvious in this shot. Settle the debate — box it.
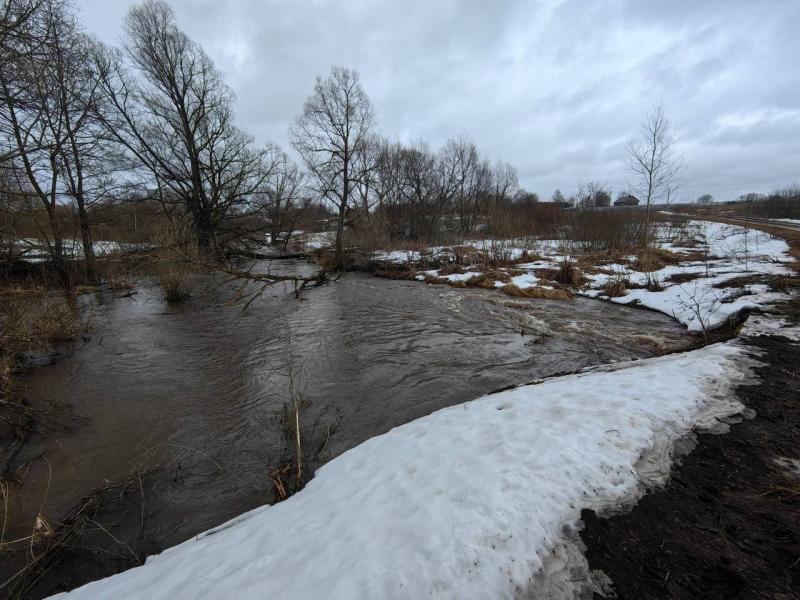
[215,263,334,308]
[228,249,308,260]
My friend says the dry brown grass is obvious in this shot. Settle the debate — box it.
[602,278,629,298]
[666,271,704,285]
[437,263,465,276]
[555,260,583,286]
[500,284,571,300]
[156,260,196,302]
[150,221,200,302]
[1,291,90,351]
[574,249,629,270]
[0,290,92,447]
[777,296,800,324]
[94,256,139,291]
[630,248,689,272]
[715,273,800,294]
[466,271,511,289]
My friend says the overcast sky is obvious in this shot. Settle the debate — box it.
[77,0,799,202]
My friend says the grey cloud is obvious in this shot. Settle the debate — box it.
[78,0,800,201]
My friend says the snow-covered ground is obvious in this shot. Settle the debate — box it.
[410,221,795,333]
[774,218,800,225]
[581,222,793,332]
[53,342,760,600]
[3,237,140,261]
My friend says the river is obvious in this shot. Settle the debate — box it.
[4,260,693,597]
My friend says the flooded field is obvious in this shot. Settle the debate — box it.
[4,260,694,596]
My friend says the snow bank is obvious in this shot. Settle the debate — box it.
[590,222,794,331]
[410,221,796,332]
[53,343,754,600]
[8,237,140,261]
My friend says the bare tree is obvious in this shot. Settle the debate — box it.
[439,137,492,234]
[576,180,611,208]
[0,2,49,167]
[372,138,403,212]
[398,142,439,241]
[93,0,272,253]
[492,161,519,205]
[626,103,684,247]
[0,0,111,282]
[263,148,308,250]
[291,66,374,270]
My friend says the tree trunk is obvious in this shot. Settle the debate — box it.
[45,204,70,288]
[337,157,349,270]
[336,198,346,270]
[76,198,96,282]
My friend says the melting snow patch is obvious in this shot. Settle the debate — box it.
[53,342,756,600]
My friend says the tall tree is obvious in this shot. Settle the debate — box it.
[291,66,374,270]
[262,147,307,249]
[94,0,272,252]
[0,0,109,282]
[492,161,519,205]
[626,103,683,247]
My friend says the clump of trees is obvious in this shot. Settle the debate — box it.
[738,185,800,219]
[288,65,551,263]
[1,0,549,278]
[0,0,309,287]
[2,0,704,287]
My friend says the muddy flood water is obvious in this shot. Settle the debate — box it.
[5,259,695,596]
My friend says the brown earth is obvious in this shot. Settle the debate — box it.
[580,333,800,599]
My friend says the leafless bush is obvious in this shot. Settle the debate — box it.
[0,290,93,460]
[555,259,582,286]
[568,208,650,252]
[150,221,199,302]
[603,276,629,297]
[0,464,155,599]
[740,185,800,219]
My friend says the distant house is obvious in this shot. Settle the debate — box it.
[614,193,639,207]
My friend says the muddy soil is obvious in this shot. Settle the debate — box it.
[580,334,800,599]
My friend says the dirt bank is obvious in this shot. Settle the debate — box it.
[580,333,800,598]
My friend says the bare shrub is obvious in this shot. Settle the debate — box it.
[666,271,703,285]
[568,208,649,253]
[94,256,137,291]
[645,277,664,292]
[603,277,629,298]
[740,185,800,220]
[150,221,200,302]
[1,292,90,353]
[555,259,582,286]
[631,248,683,272]
[0,291,92,438]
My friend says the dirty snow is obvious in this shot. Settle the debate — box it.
[54,343,755,600]
[403,221,795,332]
[5,237,141,261]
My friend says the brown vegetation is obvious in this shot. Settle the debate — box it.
[665,271,703,284]
[602,277,630,298]
[0,465,155,599]
[0,289,92,477]
[500,284,571,300]
[630,247,686,271]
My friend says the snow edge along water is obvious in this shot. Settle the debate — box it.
[52,340,761,600]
